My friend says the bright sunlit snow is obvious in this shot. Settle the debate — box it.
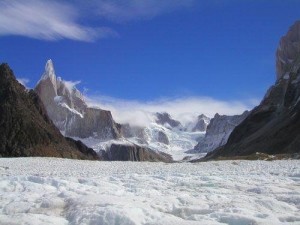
[0,158,299,225]
[73,122,206,161]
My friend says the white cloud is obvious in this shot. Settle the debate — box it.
[0,0,117,41]
[17,77,30,88]
[85,95,258,127]
[0,0,196,41]
[51,78,258,127]
[89,0,196,22]
[63,80,81,91]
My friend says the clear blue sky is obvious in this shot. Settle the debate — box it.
[0,0,299,102]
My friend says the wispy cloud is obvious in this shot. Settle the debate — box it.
[86,94,258,127]
[17,77,30,88]
[63,80,81,91]
[0,0,117,42]
[0,0,196,41]
[89,0,196,22]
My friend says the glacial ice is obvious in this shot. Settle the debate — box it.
[0,158,299,225]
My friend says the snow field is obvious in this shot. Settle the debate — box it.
[76,123,206,161]
[0,158,299,225]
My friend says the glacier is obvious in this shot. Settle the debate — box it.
[0,158,299,225]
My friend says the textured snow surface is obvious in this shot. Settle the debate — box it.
[0,158,299,225]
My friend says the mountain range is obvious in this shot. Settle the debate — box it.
[0,63,99,160]
[1,21,299,161]
[34,63,247,161]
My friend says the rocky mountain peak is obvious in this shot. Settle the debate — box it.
[0,63,99,159]
[194,111,249,153]
[0,63,15,83]
[35,60,121,140]
[41,59,57,87]
[205,21,300,160]
[155,112,182,129]
[276,21,300,80]
[198,114,209,120]
[192,114,210,132]
[44,59,55,76]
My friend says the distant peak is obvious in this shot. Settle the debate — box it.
[35,59,58,92]
[276,21,300,80]
[198,114,209,119]
[40,59,57,83]
[45,59,55,76]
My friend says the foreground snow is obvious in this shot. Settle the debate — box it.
[0,158,299,225]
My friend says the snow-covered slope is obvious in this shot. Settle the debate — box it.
[120,113,207,160]
[34,60,248,161]
[0,158,299,225]
[193,111,249,153]
[127,122,205,161]
[73,118,205,161]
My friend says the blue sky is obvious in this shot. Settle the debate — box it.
[0,0,299,121]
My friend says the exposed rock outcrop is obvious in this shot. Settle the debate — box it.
[206,21,300,160]
[120,124,149,144]
[157,131,170,145]
[104,143,173,162]
[120,112,206,160]
[35,61,174,162]
[276,20,300,79]
[193,111,249,153]
[192,114,210,132]
[66,108,121,139]
[155,112,182,129]
[35,60,121,140]
[0,63,99,160]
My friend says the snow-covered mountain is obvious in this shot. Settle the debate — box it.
[35,60,248,161]
[0,63,99,160]
[35,61,173,162]
[35,64,207,160]
[61,111,207,161]
[186,114,211,132]
[35,60,121,141]
[193,111,249,153]
[121,114,206,161]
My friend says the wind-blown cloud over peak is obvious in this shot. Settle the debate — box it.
[63,80,81,91]
[17,77,30,88]
[0,0,117,42]
[86,95,258,127]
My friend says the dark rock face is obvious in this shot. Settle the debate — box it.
[157,131,170,145]
[155,112,182,129]
[192,114,210,132]
[104,144,173,162]
[276,20,300,79]
[65,108,121,139]
[206,21,300,160]
[65,137,100,159]
[0,63,99,160]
